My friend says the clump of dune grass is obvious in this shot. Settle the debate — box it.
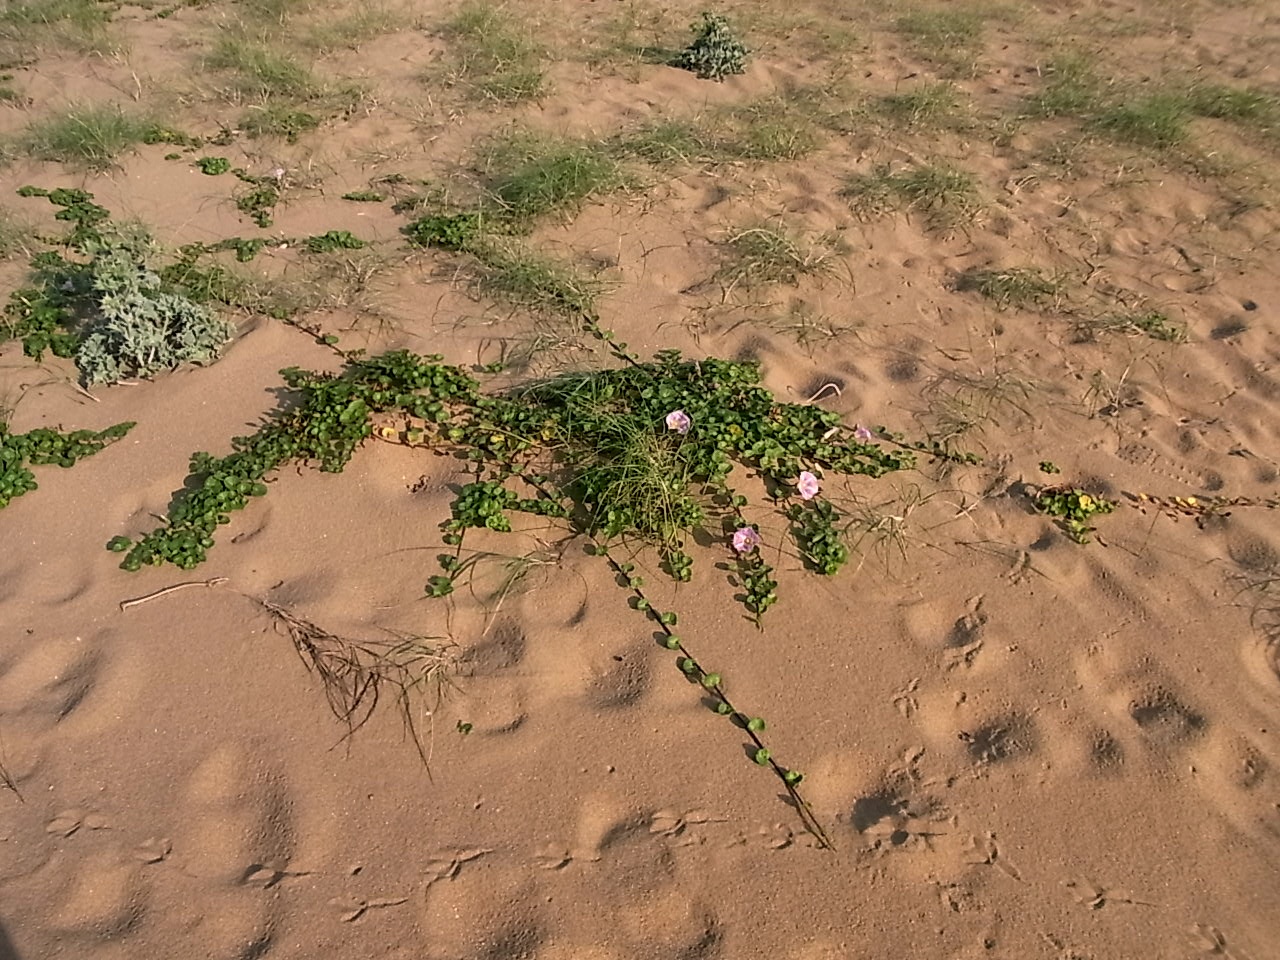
[953,266,1063,310]
[481,132,630,225]
[0,208,35,259]
[1184,83,1276,123]
[303,3,410,52]
[1093,93,1189,149]
[1027,54,1100,118]
[20,104,160,170]
[877,82,959,128]
[922,362,1037,452]
[718,95,821,160]
[471,241,601,317]
[895,9,983,46]
[716,224,835,293]
[613,98,819,167]
[440,0,545,104]
[841,163,981,231]
[1072,308,1187,344]
[1027,58,1277,151]
[0,0,115,63]
[614,119,715,166]
[205,35,327,101]
[894,8,985,75]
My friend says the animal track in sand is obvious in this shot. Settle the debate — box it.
[417,831,724,960]
[850,755,949,854]
[900,595,989,671]
[462,618,527,674]
[1087,729,1126,774]
[0,628,148,743]
[1188,731,1279,843]
[50,850,148,939]
[1127,686,1209,748]
[960,712,1041,766]
[172,741,294,957]
[584,641,653,710]
[0,634,102,727]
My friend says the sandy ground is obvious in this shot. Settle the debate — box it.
[2,1,1279,958]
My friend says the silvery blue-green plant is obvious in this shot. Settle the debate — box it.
[74,224,236,385]
[678,12,748,82]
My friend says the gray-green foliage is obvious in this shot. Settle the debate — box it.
[75,225,236,385]
[677,11,747,82]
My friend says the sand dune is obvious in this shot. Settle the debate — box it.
[2,0,1279,957]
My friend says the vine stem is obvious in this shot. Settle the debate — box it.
[592,539,835,851]
[436,457,835,849]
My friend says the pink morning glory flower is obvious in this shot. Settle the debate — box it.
[732,526,762,554]
[853,425,874,442]
[665,409,691,434]
[797,470,820,501]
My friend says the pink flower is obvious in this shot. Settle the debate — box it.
[665,409,691,434]
[797,470,820,501]
[853,424,874,442]
[732,526,762,554]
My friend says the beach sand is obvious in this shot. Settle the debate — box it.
[1,1,1278,957]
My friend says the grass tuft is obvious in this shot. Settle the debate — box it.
[20,104,158,170]
[240,104,321,141]
[1184,82,1277,129]
[1093,93,1189,148]
[482,133,629,225]
[472,241,601,317]
[0,208,35,259]
[0,0,114,62]
[1073,308,1187,344]
[895,9,983,45]
[953,266,1062,310]
[441,0,545,104]
[719,96,821,160]
[717,225,835,291]
[304,3,407,52]
[841,163,981,231]
[894,8,988,76]
[614,119,713,166]
[205,36,325,101]
[877,82,959,128]
[1027,55,1099,117]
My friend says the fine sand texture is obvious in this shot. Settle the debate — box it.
[2,1,1279,958]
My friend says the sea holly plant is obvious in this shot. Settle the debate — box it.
[2,187,236,385]
[107,333,971,844]
[677,11,748,82]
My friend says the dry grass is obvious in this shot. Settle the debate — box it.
[257,597,459,764]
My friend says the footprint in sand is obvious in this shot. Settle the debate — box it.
[1076,647,1279,838]
[50,850,149,940]
[0,635,102,729]
[172,740,296,957]
[1188,731,1279,843]
[420,796,725,959]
